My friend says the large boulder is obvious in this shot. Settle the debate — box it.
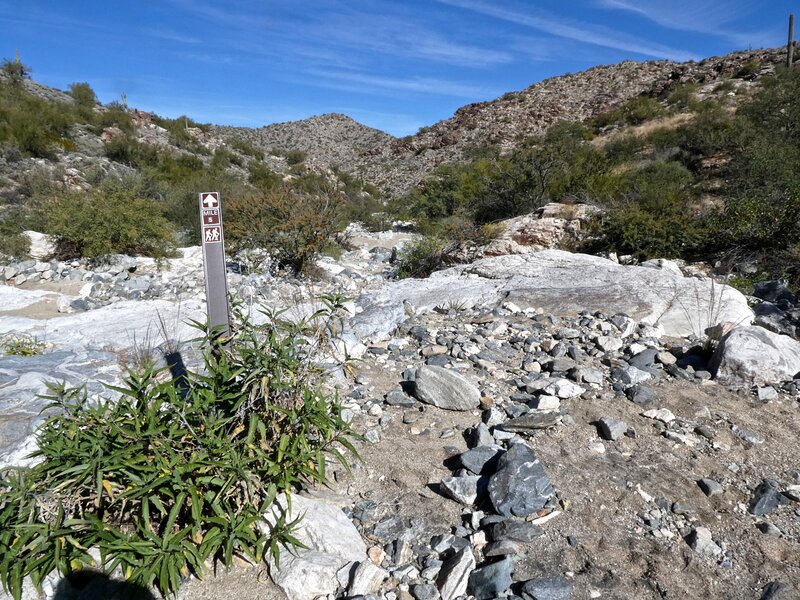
[709,326,800,387]
[349,250,753,342]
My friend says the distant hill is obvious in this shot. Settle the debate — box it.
[215,48,784,197]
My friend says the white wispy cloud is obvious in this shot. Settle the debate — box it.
[596,0,781,49]
[145,28,202,45]
[437,0,698,61]
[304,69,492,98]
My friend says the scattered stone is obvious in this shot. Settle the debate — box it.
[697,478,724,497]
[497,411,561,432]
[731,424,764,445]
[761,581,792,600]
[749,480,790,516]
[413,366,481,411]
[710,326,800,387]
[757,386,779,401]
[686,527,722,557]
[756,522,783,536]
[543,378,585,399]
[349,560,389,596]
[488,443,555,518]
[436,547,475,600]
[386,387,417,407]
[459,446,504,476]
[490,520,544,543]
[520,577,573,600]
[597,417,627,441]
[626,384,658,405]
[468,557,514,600]
[411,583,440,600]
[641,408,675,424]
[440,475,483,505]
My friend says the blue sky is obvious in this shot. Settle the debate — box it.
[1,1,792,136]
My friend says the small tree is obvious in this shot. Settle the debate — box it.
[1,55,30,86]
[68,82,97,107]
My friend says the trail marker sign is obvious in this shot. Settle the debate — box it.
[198,192,230,338]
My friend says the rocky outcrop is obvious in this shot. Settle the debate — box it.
[350,250,753,343]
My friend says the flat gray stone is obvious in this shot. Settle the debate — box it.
[521,577,573,600]
[497,410,561,432]
[413,365,480,411]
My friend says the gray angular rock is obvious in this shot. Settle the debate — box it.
[468,557,514,600]
[459,446,504,475]
[490,519,544,543]
[697,478,724,497]
[597,417,627,441]
[411,583,440,600]
[521,577,573,600]
[348,560,389,596]
[686,526,721,556]
[710,326,800,387]
[488,443,555,517]
[385,386,417,407]
[440,475,483,505]
[262,494,366,600]
[626,384,658,405]
[413,365,480,411]
[437,547,475,600]
[749,480,790,516]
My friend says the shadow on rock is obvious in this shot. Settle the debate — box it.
[54,570,157,600]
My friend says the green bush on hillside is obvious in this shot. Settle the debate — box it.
[41,181,176,259]
[0,307,358,599]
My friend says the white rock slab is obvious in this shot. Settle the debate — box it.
[349,250,753,343]
[710,326,800,387]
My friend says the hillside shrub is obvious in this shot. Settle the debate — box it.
[396,235,447,279]
[0,307,358,599]
[0,57,30,85]
[228,137,265,161]
[592,161,701,259]
[247,161,280,190]
[593,95,665,130]
[68,82,97,108]
[42,182,176,259]
[225,184,345,275]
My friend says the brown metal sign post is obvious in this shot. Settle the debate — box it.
[198,192,231,339]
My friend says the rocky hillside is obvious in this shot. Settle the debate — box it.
[215,113,394,176]
[221,48,785,196]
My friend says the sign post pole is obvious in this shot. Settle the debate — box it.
[198,191,231,340]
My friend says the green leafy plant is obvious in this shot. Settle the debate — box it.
[396,235,447,279]
[0,333,45,356]
[0,304,359,599]
[41,180,176,259]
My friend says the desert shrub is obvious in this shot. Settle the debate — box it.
[152,115,210,154]
[225,184,345,275]
[593,95,665,130]
[228,137,265,161]
[42,181,176,258]
[396,235,447,278]
[0,206,30,258]
[0,308,358,599]
[68,82,97,108]
[0,85,75,159]
[592,161,701,259]
[665,83,698,109]
[284,149,307,166]
[92,101,134,135]
[735,59,761,78]
[248,161,280,190]
[0,56,30,85]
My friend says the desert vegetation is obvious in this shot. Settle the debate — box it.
[0,304,358,599]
